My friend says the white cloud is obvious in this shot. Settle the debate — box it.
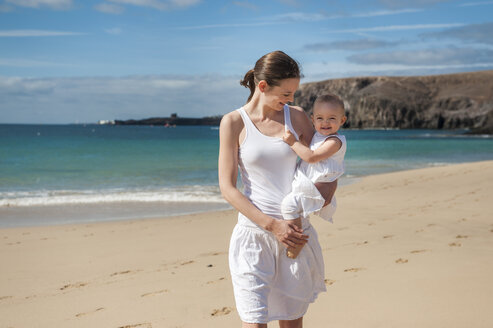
[5,0,72,9]
[0,3,13,11]
[278,0,301,6]
[0,74,247,124]
[269,12,327,22]
[105,0,199,10]
[378,0,451,8]
[232,1,258,11]
[264,8,422,22]
[175,21,282,30]
[107,0,167,10]
[0,29,85,37]
[169,0,200,7]
[94,2,125,14]
[349,8,423,18]
[328,23,465,33]
[302,59,493,82]
[178,8,424,30]
[422,22,493,45]
[347,47,493,66]
[0,58,72,67]
[304,39,396,52]
[457,1,493,6]
[104,27,122,35]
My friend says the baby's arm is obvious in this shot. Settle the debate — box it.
[283,130,342,164]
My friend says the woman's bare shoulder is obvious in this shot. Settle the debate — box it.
[289,105,305,114]
[288,105,311,126]
[220,109,244,133]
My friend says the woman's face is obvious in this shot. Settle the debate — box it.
[262,78,300,111]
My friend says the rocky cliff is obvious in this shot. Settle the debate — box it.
[293,70,493,134]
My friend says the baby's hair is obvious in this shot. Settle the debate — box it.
[314,93,345,114]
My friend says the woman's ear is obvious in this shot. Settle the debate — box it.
[258,80,267,93]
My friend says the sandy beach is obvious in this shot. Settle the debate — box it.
[1,160,492,328]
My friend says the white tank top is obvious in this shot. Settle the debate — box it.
[237,105,299,220]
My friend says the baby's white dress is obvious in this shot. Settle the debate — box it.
[281,132,346,222]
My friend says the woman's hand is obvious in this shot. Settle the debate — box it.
[268,219,309,249]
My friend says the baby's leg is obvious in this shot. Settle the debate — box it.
[281,193,305,259]
[314,181,337,207]
[286,217,303,259]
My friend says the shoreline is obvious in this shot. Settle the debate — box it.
[1,160,492,327]
[0,159,488,229]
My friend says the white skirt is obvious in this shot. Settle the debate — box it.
[228,213,326,324]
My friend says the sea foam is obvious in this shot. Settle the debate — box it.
[0,186,226,207]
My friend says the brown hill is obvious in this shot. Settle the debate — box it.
[293,70,493,134]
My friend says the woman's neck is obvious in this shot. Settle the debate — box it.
[244,91,280,121]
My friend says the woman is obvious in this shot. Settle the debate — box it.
[218,51,337,328]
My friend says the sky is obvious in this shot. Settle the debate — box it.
[0,0,492,124]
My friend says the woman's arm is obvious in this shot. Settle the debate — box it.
[218,112,308,248]
[289,106,314,147]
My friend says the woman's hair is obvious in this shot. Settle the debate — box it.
[240,50,301,103]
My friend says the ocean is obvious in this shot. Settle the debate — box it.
[1,124,492,227]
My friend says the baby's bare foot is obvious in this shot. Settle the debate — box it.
[286,218,304,259]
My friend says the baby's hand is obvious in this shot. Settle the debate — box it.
[283,129,297,146]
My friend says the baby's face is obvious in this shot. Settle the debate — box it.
[311,102,346,136]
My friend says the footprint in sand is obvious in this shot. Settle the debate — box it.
[383,235,394,239]
[410,249,429,254]
[180,260,195,266]
[356,241,369,246]
[110,270,140,277]
[206,277,226,285]
[395,258,408,264]
[75,307,104,317]
[344,267,365,273]
[200,251,226,257]
[449,242,462,247]
[118,323,152,328]
[324,279,335,286]
[61,282,87,290]
[211,307,233,317]
[141,289,168,297]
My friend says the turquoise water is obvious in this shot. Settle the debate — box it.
[1,124,492,226]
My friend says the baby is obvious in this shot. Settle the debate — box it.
[282,94,347,259]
